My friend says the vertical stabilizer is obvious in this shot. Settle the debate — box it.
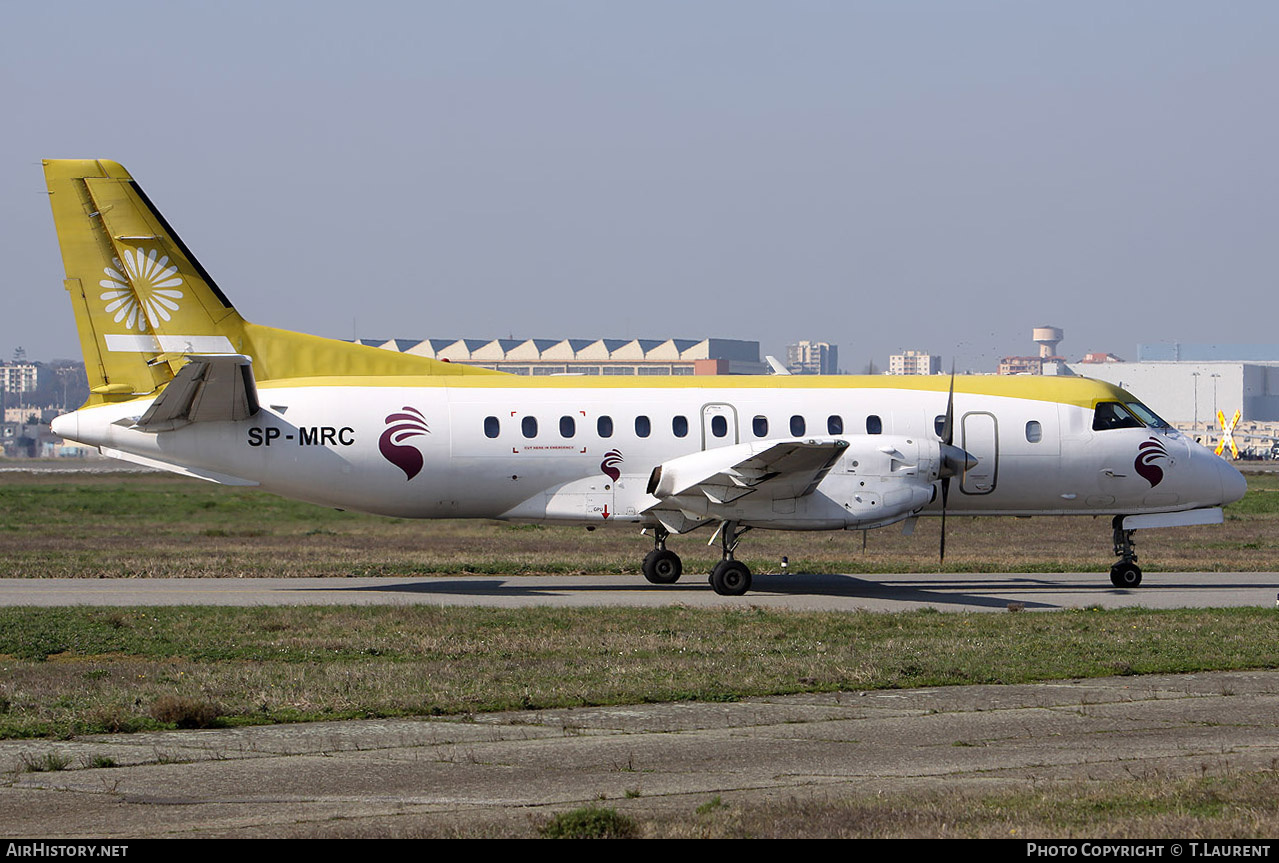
[45,159,502,398]
[43,159,248,404]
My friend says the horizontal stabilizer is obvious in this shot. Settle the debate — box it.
[135,354,259,430]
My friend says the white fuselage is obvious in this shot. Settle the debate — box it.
[54,380,1245,532]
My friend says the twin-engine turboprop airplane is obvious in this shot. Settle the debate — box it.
[42,160,1247,595]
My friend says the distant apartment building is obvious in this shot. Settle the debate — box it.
[888,350,940,375]
[998,356,1043,375]
[785,340,839,375]
[0,363,37,393]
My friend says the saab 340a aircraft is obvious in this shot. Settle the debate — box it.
[42,160,1247,595]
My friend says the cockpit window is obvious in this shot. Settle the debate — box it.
[1092,401,1144,431]
[1125,401,1170,429]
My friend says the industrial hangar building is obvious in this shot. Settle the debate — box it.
[353,337,768,376]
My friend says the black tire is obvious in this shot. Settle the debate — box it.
[710,560,752,596]
[1110,563,1142,588]
[642,549,683,585]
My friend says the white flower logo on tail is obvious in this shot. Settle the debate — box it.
[99,248,184,331]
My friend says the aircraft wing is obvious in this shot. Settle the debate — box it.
[135,354,259,430]
[646,438,850,507]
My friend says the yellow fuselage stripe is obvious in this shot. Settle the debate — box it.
[255,373,1130,410]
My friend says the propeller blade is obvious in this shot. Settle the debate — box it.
[942,361,955,446]
[939,362,955,562]
[940,476,949,562]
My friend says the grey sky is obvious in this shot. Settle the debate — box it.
[3,1,1276,371]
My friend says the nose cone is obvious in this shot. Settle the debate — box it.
[1217,457,1248,506]
[50,412,79,441]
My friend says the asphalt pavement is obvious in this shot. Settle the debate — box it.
[1,571,1277,611]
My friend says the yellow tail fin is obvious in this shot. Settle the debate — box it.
[44,159,496,406]
[44,159,247,402]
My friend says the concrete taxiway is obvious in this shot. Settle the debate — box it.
[3,671,1279,838]
[1,571,1277,611]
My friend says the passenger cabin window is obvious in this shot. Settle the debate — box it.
[790,415,806,436]
[753,415,769,437]
[711,415,728,438]
[521,416,538,438]
[1025,420,1043,443]
[1092,402,1144,431]
[597,416,613,438]
[866,415,883,435]
[560,416,576,438]
[672,415,689,438]
[484,416,500,439]
[827,415,843,435]
[635,416,651,438]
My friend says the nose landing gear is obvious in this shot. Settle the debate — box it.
[1110,516,1142,588]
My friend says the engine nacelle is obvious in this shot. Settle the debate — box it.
[821,435,943,529]
[639,433,946,533]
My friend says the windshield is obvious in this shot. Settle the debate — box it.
[1092,401,1144,431]
[1125,401,1171,429]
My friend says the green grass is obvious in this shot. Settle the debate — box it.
[1,605,1277,739]
[539,806,638,839]
[640,772,1279,838]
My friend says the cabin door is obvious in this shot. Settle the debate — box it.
[700,403,739,450]
[960,411,999,494]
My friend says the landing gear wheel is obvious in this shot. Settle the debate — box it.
[1110,562,1142,588]
[642,549,683,585]
[710,559,752,596]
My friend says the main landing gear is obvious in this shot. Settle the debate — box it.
[642,527,683,585]
[640,522,754,596]
[1110,515,1142,588]
[708,520,752,597]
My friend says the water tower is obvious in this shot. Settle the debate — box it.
[1033,326,1063,358]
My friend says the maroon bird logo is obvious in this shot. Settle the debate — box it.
[600,449,624,482]
[379,406,430,481]
[1134,437,1170,488]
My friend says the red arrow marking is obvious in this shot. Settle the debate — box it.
[602,505,610,520]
